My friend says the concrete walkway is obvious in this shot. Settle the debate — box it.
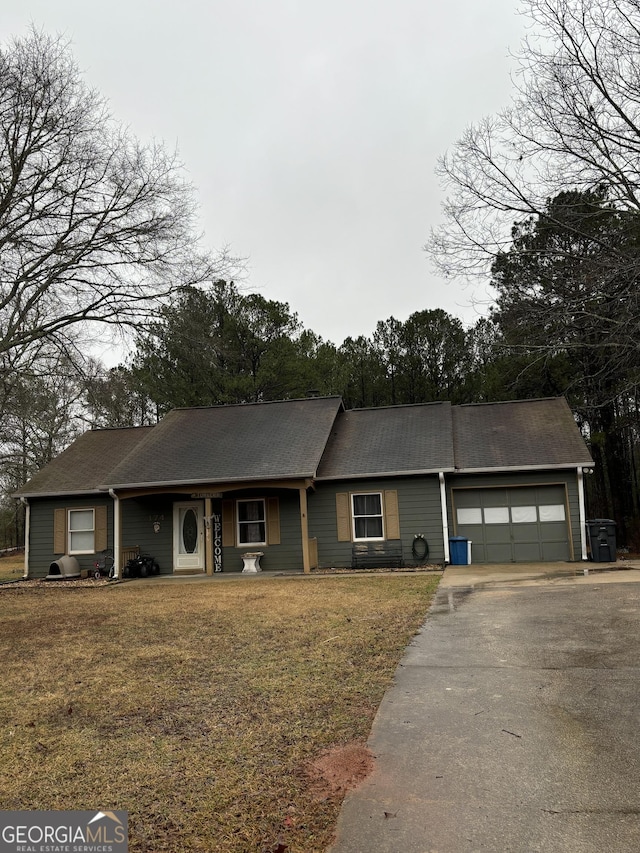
[329,562,640,852]
[442,559,640,587]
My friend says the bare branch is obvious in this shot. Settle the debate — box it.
[427,0,640,277]
[0,28,239,371]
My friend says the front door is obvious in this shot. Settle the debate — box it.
[173,501,205,572]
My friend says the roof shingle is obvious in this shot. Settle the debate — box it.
[103,396,343,488]
[15,395,592,498]
[317,402,455,478]
[14,427,153,497]
[452,398,593,470]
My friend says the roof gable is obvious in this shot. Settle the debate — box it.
[103,396,344,488]
[14,427,153,497]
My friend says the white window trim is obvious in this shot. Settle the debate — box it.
[68,508,95,555]
[237,498,267,547]
[351,492,385,542]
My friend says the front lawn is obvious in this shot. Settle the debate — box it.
[0,553,23,582]
[0,573,439,852]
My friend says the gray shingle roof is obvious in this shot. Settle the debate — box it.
[15,395,592,498]
[452,398,593,470]
[103,396,344,488]
[14,427,153,497]
[316,402,455,478]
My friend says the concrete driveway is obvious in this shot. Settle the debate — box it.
[330,564,640,852]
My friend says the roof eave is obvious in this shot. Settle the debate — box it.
[102,473,318,491]
[453,461,593,475]
[12,488,105,499]
[316,466,456,481]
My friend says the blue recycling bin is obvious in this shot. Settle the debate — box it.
[449,536,472,565]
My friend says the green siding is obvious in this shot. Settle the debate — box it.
[309,476,444,568]
[26,470,582,578]
[27,496,113,578]
[121,496,175,574]
[221,489,303,572]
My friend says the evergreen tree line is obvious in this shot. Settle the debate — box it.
[5,9,640,552]
[4,188,640,550]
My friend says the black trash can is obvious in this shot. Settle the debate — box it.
[586,519,616,562]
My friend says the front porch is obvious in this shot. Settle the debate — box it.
[111,480,318,579]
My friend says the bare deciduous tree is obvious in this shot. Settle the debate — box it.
[427,0,640,277]
[0,28,233,373]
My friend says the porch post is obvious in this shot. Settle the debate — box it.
[439,472,450,565]
[109,490,121,579]
[299,487,311,574]
[205,497,214,575]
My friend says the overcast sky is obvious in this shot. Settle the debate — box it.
[5,0,527,347]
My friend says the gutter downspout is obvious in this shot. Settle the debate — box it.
[439,473,450,564]
[577,466,588,561]
[109,489,121,579]
[20,497,29,579]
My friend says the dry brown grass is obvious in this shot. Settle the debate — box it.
[0,553,24,582]
[0,572,439,852]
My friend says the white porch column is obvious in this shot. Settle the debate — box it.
[109,490,121,578]
[439,472,450,565]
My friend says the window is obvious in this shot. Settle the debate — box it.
[352,493,384,540]
[484,507,509,524]
[68,509,95,554]
[54,505,107,555]
[511,506,537,524]
[237,499,266,545]
[456,502,567,525]
[457,507,482,525]
[222,498,280,547]
[539,504,565,522]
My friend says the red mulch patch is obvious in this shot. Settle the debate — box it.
[306,742,375,800]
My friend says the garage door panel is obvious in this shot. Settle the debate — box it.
[484,542,514,562]
[511,523,540,541]
[457,489,507,507]
[538,485,565,498]
[457,522,483,537]
[484,525,511,545]
[542,540,570,560]
[513,542,543,561]
[470,541,487,562]
[540,521,569,542]
[509,488,538,505]
[454,485,571,564]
